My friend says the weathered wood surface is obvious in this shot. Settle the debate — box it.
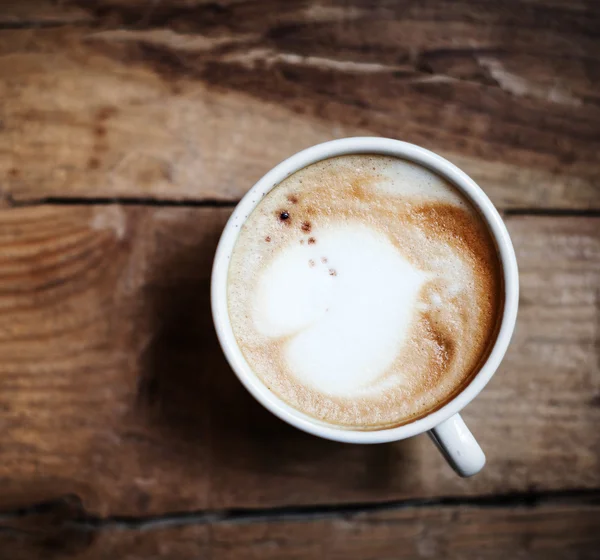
[1,0,599,207]
[1,502,599,559]
[1,1,599,557]
[0,206,597,517]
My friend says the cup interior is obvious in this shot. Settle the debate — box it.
[211,138,519,443]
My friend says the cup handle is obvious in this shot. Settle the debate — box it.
[428,414,486,477]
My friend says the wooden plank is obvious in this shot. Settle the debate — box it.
[203,504,600,560]
[1,0,599,207]
[0,205,598,516]
[0,205,220,516]
[1,504,598,559]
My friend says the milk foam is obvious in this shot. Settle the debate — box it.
[227,155,503,429]
[254,224,426,397]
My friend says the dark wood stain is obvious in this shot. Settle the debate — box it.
[96,106,117,121]
[87,157,101,170]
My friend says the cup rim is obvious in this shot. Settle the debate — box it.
[211,137,519,443]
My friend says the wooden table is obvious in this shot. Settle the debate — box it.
[1,1,599,558]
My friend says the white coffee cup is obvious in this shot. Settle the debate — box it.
[211,138,519,477]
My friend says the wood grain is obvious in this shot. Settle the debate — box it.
[1,0,599,207]
[1,503,598,559]
[0,205,597,517]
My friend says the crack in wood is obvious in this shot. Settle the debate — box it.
[1,488,599,534]
[0,20,91,29]
[6,196,239,209]
[6,196,600,217]
[504,208,600,218]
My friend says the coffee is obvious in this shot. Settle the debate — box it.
[227,155,503,430]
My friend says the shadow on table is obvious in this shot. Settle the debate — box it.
[136,215,418,507]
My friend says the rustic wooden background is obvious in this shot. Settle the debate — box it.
[0,0,599,558]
